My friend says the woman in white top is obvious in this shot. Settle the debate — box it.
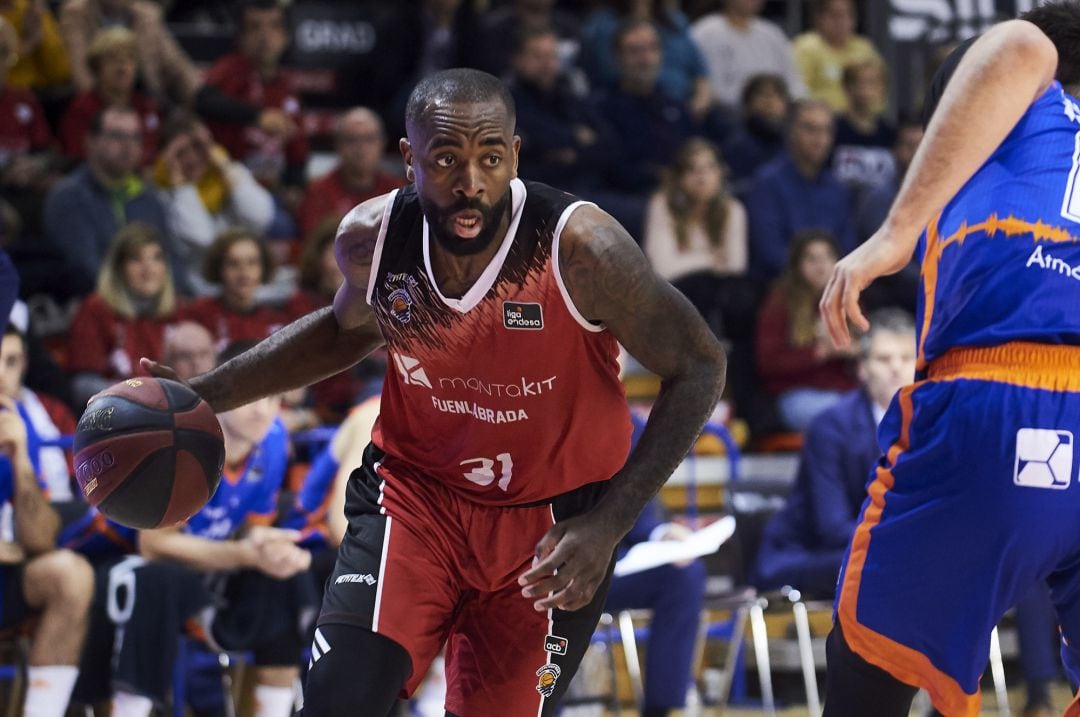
[644,138,755,340]
[645,138,764,424]
[645,138,747,279]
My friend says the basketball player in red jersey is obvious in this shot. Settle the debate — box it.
[145,68,726,716]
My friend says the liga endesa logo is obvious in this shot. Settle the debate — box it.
[502,302,543,330]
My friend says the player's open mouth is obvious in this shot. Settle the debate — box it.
[452,211,483,239]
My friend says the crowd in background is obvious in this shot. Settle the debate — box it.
[0,0,1007,715]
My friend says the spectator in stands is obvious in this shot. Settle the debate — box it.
[476,0,580,80]
[154,110,274,295]
[595,18,720,227]
[745,99,854,280]
[690,0,806,110]
[581,0,711,111]
[412,0,483,80]
[508,26,617,195]
[284,220,356,424]
[60,0,298,149]
[856,114,923,314]
[792,0,883,113]
[82,341,310,717]
[644,138,751,337]
[722,73,789,192]
[754,230,856,431]
[831,59,896,196]
[59,27,160,165]
[754,308,914,595]
[59,0,198,105]
[43,106,174,297]
[0,391,92,717]
[289,218,342,318]
[0,325,74,500]
[857,113,922,243]
[1,0,70,90]
[0,15,60,245]
[66,222,179,406]
[605,494,706,717]
[161,320,216,382]
[203,0,306,195]
[182,227,287,351]
[296,108,403,244]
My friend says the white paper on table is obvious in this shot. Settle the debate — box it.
[612,515,736,577]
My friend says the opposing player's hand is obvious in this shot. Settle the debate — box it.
[518,515,620,612]
[820,228,915,348]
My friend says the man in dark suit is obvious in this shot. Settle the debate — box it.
[752,308,914,597]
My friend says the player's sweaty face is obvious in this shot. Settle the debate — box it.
[407,100,519,256]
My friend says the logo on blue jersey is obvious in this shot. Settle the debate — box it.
[1014,428,1073,490]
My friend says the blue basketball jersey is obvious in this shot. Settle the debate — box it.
[280,446,337,550]
[917,81,1080,367]
[184,418,288,540]
[58,506,137,558]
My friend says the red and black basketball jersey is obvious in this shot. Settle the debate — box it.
[366,178,632,505]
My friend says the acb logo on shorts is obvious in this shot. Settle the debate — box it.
[544,634,568,655]
[1014,428,1074,489]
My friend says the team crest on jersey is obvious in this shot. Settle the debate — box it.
[503,302,544,330]
[535,663,561,697]
[384,272,419,324]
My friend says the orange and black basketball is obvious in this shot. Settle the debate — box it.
[74,377,225,529]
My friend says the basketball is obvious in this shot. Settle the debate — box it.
[74,377,225,530]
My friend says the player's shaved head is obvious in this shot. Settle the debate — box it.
[404,68,516,137]
[1021,1,1080,92]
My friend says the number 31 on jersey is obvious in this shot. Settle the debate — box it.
[460,453,514,492]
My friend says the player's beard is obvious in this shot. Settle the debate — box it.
[421,189,512,257]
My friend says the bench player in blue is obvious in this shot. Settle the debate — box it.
[820,4,1080,716]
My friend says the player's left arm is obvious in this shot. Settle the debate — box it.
[518,205,726,611]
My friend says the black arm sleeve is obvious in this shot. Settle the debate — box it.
[194,84,261,124]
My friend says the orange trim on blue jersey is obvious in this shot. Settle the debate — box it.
[837,383,981,717]
[917,214,1080,370]
[928,342,1080,392]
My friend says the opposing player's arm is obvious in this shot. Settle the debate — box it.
[144,197,389,412]
[820,19,1057,346]
[885,19,1056,241]
[559,206,726,536]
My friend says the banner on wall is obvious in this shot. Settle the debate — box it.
[888,0,1052,42]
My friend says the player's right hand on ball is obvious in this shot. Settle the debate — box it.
[139,358,186,386]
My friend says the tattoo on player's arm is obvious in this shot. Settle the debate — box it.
[561,222,652,323]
